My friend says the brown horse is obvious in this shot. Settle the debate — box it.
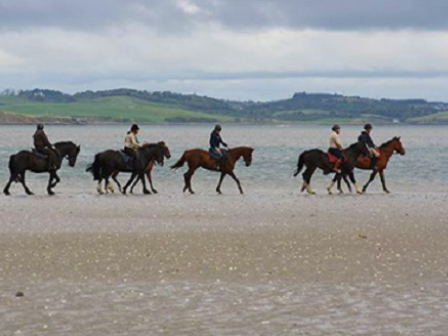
[170,146,254,194]
[336,136,406,193]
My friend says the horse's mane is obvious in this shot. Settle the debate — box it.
[380,137,399,149]
[54,141,76,146]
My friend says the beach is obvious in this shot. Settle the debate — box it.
[1,124,448,335]
[1,190,448,335]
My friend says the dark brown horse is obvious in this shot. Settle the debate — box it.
[170,146,254,194]
[294,141,368,194]
[109,143,171,194]
[337,136,405,193]
[3,141,81,196]
[86,142,165,195]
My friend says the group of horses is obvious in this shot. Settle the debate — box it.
[2,136,405,196]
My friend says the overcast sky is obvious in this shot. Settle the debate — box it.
[1,0,448,101]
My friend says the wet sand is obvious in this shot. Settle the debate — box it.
[1,191,448,335]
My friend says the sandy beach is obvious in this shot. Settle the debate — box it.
[1,190,448,335]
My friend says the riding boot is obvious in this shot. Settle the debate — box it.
[214,159,221,171]
[370,156,377,170]
[333,159,342,173]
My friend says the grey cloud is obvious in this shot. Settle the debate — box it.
[1,0,448,32]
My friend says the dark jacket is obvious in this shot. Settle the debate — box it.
[33,129,52,149]
[358,131,375,148]
[209,131,227,149]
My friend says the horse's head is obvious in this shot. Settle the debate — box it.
[160,141,171,160]
[155,142,166,166]
[392,136,406,155]
[55,142,81,167]
[242,147,254,167]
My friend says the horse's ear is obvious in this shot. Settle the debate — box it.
[77,145,81,152]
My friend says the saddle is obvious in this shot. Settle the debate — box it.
[120,150,132,163]
[327,152,339,164]
[32,149,47,160]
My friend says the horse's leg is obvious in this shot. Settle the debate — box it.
[228,171,243,194]
[47,171,55,195]
[130,175,139,194]
[146,169,157,194]
[140,172,151,195]
[123,173,138,195]
[216,172,226,194]
[348,171,363,194]
[17,171,33,195]
[96,177,104,195]
[342,174,351,193]
[379,170,390,194]
[3,172,19,196]
[183,168,196,194]
[50,172,61,189]
[362,170,378,193]
[301,167,316,194]
[327,174,338,194]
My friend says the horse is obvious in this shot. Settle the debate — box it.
[86,142,165,195]
[170,146,254,194]
[3,141,81,196]
[112,143,171,194]
[336,136,406,194]
[293,141,368,195]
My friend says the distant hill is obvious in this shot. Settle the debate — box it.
[1,88,447,124]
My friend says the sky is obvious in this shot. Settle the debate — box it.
[1,0,448,102]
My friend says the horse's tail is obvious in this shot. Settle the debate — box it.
[293,151,306,177]
[8,155,15,174]
[86,154,102,180]
[170,152,187,170]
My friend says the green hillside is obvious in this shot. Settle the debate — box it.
[0,95,234,123]
[408,111,448,123]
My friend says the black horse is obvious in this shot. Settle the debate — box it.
[293,141,368,194]
[3,141,81,196]
[86,142,165,195]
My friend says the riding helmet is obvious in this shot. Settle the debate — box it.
[332,124,341,131]
[364,123,373,130]
[130,124,140,131]
[37,123,44,130]
[214,124,222,131]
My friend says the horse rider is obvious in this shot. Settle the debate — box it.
[33,124,58,170]
[124,124,144,169]
[329,124,344,173]
[358,123,379,169]
[209,124,228,170]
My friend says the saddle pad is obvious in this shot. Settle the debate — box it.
[327,152,338,164]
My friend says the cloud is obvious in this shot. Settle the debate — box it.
[1,0,448,32]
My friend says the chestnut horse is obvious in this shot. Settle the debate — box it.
[170,146,254,194]
[336,136,405,193]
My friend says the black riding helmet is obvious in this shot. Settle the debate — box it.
[130,124,140,132]
[37,123,44,130]
[332,124,340,131]
[364,123,373,130]
[214,124,222,131]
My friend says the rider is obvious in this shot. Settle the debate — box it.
[209,124,228,170]
[33,124,58,170]
[124,124,144,169]
[328,124,344,173]
[358,123,379,169]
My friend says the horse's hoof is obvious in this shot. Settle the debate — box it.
[152,190,158,194]
[4,191,10,196]
[143,190,151,195]
[385,190,391,194]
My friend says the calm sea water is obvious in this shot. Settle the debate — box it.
[0,124,446,194]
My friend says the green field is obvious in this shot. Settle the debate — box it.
[408,111,448,123]
[0,96,234,123]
